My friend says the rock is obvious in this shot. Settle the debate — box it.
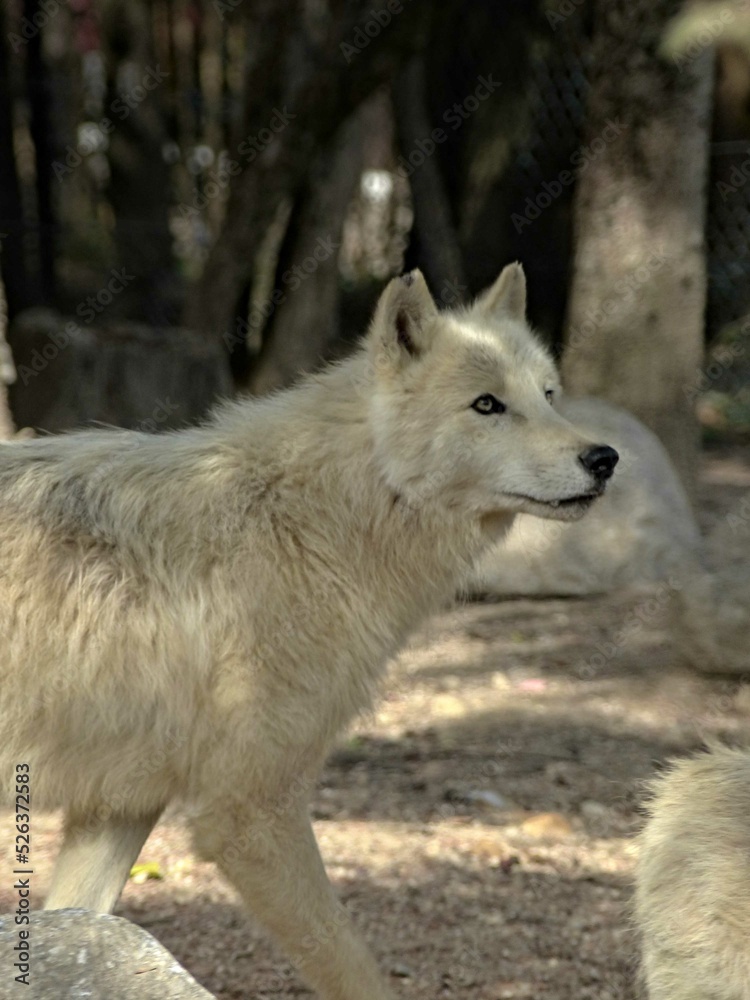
[8,308,232,433]
[468,397,700,596]
[580,800,610,821]
[390,963,414,978]
[671,501,750,674]
[462,789,519,811]
[0,909,216,999]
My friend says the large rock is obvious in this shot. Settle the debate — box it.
[671,496,750,674]
[0,909,216,999]
[7,308,232,433]
[469,397,700,597]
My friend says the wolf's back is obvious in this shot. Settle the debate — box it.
[0,427,248,814]
[636,745,750,1000]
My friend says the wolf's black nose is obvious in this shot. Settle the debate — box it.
[579,444,619,481]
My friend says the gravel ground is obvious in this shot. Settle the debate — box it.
[2,445,749,1000]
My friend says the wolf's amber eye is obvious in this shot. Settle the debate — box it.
[471,394,506,415]
[545,389,554,403]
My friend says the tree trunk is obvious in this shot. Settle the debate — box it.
[183,0,431,343]
[0,386,14,439]
[393,55,465,293]
[562,0,714,496]
[25,0,58,306]
[0,324,15,439]
[247,108,366,395]
[0,4,30,323]
[102,0,182,325]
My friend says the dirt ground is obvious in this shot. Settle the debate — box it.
[2,445,749,1000]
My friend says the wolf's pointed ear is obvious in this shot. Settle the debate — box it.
[474,262,527,323]
[371,269,439,366]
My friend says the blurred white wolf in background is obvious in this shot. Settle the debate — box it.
[0,263,617,1000]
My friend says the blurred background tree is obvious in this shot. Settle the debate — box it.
[1,0,749,491]
[562,0,714,493]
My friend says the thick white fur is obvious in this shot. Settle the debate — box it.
[636,746,750,1000]
[0,264,610,999]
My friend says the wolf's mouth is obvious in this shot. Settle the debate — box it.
[505,490,601,509]
[540,492,600,509]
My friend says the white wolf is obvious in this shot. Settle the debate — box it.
[636,745,750,1000]
[0,264,617,1000]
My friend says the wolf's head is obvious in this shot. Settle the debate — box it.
[366,264,618,522]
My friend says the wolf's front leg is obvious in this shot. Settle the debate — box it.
[45,808,161,913]
[190,801,396,1000]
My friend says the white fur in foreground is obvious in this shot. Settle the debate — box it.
[636,745,750,1000]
